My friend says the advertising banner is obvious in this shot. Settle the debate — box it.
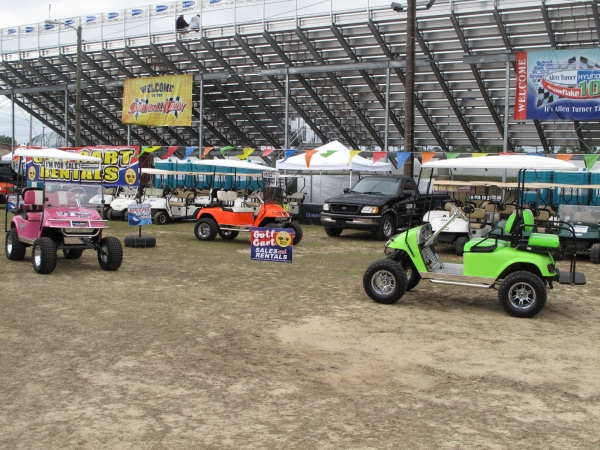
[122,74,193,126]
[128,203,152,226]
[514,49,600,120]
[250,227,293,263]
[25,146,140,187]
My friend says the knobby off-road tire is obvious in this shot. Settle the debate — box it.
[32,237,57,274]
[375,214,396,241]
[6,229,27,261]
[455,236,469,256]
[324,227,343,237]
[124,236,157,248]
[218,230,240,240]
[284,221,303,245]
[589,243,600,264]
[195,218,218,241]
[97,236,123,271]
[63,248,84,259]
[363,259,408,304]
[498,271,546,318]
[153,211,168,225]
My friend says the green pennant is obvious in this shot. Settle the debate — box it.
[220,146,235,156]
[446,152,460,159]
[321,150,336,158]
[584,154,600,171]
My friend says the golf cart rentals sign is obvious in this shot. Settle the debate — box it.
[515,49,600,120]
[250,227,293,263]
[122,74,193,127]
[26,146,140,187]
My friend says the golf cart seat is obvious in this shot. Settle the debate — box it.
[217,190,238,208]
[467,207,487,229]
[505,209,559,252]
[21,188,44,220]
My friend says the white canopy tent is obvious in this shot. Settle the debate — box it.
[275,140,393,172]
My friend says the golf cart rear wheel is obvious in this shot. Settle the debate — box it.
[455,236,469,256]
[5,229,27,261]
[154,211,168,225]
[195,218,218,241]
[284,221,303,245]
[63,248,84,259]
[218,230,239,240]
[32,237,57,275]
[590,243,600,264]
[363,259,407,304]
[97,236,123,271]
[498,271,546,318]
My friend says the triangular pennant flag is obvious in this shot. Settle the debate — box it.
[396,152,411,167]
[202,146,214,159]
[349,150,361,161]
[139,145,161,157]
[556,154,573,161]
[184,147,195,159]
[584,154,599,171]
[304,150,318,167]
[262,148,274,157]
[421,151,436,165]
[220,145,235,156]
[321,150,336,158]
[472,152,488,157]
[372,151,386,164]
[445,152,460,159]
[161,146,179,159]
[280,149,297,163]
[237,148,255,160]
[499,152,515,155]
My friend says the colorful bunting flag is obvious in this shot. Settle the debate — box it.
[396,152,411,167]
[349,150,361,161]
[220,145,235,156]
[184,146,195,159]
[445,152,460,159]
[321,150,336,158]
[584,154,599,171]
[472,153,488,157]
[262,148,274,157]
[304,150,317,167]
[139,145,161,157]
[161,146,179,159]
[421,152,436,165]
[202,146,214,159]
[237,148,255,160]
[280,149,297,163]
[372,152,386,164]
[556,154,573,161]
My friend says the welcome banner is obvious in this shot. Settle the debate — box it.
[122,74,193,126]
[514,49,600,121]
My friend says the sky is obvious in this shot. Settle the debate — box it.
[0,1,156,145]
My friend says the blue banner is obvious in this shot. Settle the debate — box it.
[515,49,600,121]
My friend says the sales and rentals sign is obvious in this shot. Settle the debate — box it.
[250,227,293,263]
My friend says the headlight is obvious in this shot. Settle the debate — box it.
[322,203,330,211]
[361,206,379,214]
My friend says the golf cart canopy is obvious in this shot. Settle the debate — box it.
[422,155,579,171]
[191,159,278,172]
[13,148,102,163]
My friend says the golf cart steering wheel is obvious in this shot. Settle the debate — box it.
[68,187,87,200]
[248,189,264,203]
[528,202,540,217]
[449,202,469,222]
[461,202,476,215]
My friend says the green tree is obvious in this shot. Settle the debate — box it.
[0,135,13,145]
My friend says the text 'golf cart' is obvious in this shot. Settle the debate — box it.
[363,155,586,318]
[4,148,123,274]
[191,159,303,244]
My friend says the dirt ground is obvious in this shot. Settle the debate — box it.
[1,211,600,449]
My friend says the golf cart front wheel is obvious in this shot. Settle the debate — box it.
[6,229,27,261]
[97,236,123,271]
[195,218,218,241]
[498,271,546,318]
[284,221,303,245]
[218,229,240,240]
[363,259,407,304]
[32,237,57,274]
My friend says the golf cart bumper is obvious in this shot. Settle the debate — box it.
[556,268,586,285]
[320,213,381,230]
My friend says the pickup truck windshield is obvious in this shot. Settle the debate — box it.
[351,179,400,196]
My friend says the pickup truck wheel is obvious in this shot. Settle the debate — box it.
[195,218,218,241]
[97,236,123,271]
[154,211,168,225]
[363,259,407,304]
[590,243,600,264]
[218,230,239,240]
[498,271,546,318]
[324,227,342,237]
[32,238,57,275]
[284,221,303,245]
[6,229,26,261]
[375,215,396,241]
[63,248,84,259]
[455,236,469,256]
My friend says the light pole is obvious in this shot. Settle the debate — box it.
[46,19,82,147]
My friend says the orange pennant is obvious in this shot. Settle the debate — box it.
[421,152,436,165]
[202,146,214,159]
[304,150,317,167]
[556,154,573,161]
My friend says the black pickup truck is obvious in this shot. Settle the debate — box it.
[320,174,449,240]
